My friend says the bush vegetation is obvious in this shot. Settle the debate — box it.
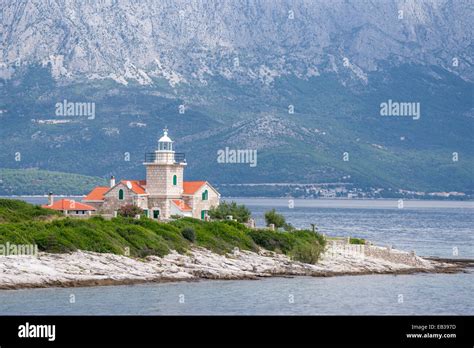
[0,198,61,223]
[264,208,285,228]
[208,201,251,223]
[264,208,295,231]
[349,237,366,245]
[181,227,196,242]
[117,204,144,218]
[0,199,327,263]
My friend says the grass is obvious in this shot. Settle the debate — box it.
[0,199,327,263]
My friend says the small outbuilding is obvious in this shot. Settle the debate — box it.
[42,198,96,216]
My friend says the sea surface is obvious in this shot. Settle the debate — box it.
[0,197,472,315]
[233,198,474,259]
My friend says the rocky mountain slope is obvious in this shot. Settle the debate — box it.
[2,0,472,83]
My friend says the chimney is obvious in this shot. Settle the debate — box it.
[48,192,54,206]
[110,175,116,188]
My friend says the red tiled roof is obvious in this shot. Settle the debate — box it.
[120,180,147,194]
[84,186,109,201]
[42,199,96,211]
[183,181,206,195]
[171,199,192,211]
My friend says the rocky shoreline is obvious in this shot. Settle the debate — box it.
[0,244,469,290]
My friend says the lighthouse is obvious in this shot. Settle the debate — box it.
[144,128,187,199]
[84,127,219,220]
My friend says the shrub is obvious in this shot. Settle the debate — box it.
[170,218,258,254]
[181,227,196,242]
[247,229,292,253]
[248,229,326,264]
[290,243,322,264]
[349,237,366,245]
[264,209,286,228]
[117,204,143,218]
[208,201,251,223]
[136,247,159,258]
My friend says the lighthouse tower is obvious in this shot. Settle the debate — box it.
[144,129,186,217]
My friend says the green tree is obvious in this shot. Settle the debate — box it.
[208,201,251,223]
[264,209,286,228]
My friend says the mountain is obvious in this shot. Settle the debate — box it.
[0,168,107,195]
[0,0,473,194]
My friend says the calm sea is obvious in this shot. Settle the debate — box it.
[0,197,472,315]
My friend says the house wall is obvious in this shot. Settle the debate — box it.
[135,196,148,210]
[146,197,169,219]
[60,210,93,218]
[100,184,145,214]
[184,184,220,219]
[81,201,104,211]
[66,210,92,216]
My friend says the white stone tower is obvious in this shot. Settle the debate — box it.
[144,128,186,198]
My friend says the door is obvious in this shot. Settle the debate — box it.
[153,210,160,219]
[201,210,208,220]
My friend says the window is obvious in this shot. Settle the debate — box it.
[153,210,160,219]
[118,189,124,200]
[173,175,177,186]
[159,142,172,151]
[202,189,208,201]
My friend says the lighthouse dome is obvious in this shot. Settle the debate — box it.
[157,128,173,151]
[159,130,172,143]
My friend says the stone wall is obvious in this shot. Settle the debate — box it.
[145,163,184,196]
[146,197,169,219]
[100,183,146,214]
[322,242,424,267]
[183,184,220,219]
[364,246,422,267]
[82,201,104,211]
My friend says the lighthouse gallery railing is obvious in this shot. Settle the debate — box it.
[144,152,186,163]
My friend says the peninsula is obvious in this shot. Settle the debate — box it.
[0,198,467,290]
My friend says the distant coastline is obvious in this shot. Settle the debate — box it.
[2,195,473,203]
[0,167,472,201]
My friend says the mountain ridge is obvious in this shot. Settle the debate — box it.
[2,0,473,84]
[0,0,472,194]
